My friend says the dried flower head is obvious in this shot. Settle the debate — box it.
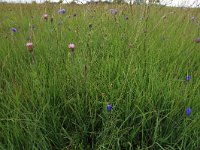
[89,23,92,30]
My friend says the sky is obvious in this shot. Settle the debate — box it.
[1,0,200,8]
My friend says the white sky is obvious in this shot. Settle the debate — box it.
[1,0,200,7]
[160,0,200,7]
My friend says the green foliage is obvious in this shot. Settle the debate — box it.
[0,3,200,149]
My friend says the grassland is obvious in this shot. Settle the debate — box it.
[0,2,200,149]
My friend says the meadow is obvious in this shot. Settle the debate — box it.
[0,2,200,149]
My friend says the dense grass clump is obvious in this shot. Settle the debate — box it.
[0,3,200,149]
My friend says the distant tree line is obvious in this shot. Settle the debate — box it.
[0,0,160,4]
[87,0,160,5]
[26,0,160,5]
[85,0,160,5]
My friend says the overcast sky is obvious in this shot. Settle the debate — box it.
[1,0,200,7]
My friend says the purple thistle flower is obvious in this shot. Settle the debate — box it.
[43,13,48,20]
[195,38,200,43]
[110,9,118,15]
[12,27,17,33]
[68,43,75,49]
[107,104,112,112]
[58,9,66,14]
[186,75,191,81]
[186,107,191,117]
[190,16,195,21]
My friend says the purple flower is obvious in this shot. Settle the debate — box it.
[125,16,128,20]
[58,9,66,14]
[107,104,112,112]
[186,75,191,81]
[195,38,200,43]
[12,27,17,32]
[43,14,48,20]
[68,43,75,49]
[26,42,33,52]
[190,16,195,21]
[110,9,118,15]
[186,107,191,117]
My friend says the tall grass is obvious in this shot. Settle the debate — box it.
[0,3,200,149]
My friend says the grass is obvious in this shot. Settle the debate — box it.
[0,2,200,149]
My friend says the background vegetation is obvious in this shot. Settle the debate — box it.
[0,2,200,149]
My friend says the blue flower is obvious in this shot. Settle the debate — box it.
[186,107,191,116]
[58,9,66,14]
[12,27,17,32]
[186,75,191,81]
[107,104,112,112]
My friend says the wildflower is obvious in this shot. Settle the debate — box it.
[12,27,17,33]
[68,43,75,50]
[186,107,191,117]
[58,9,66,14]
[43,13,48,20]
[73,13,76,17]
[110,9,117,15]
[195,38,200,43]
[26,42,33,52]
[107,104,112,112]
[190,16,195,21]
[125,16,128,20]
[186,75,191,81]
